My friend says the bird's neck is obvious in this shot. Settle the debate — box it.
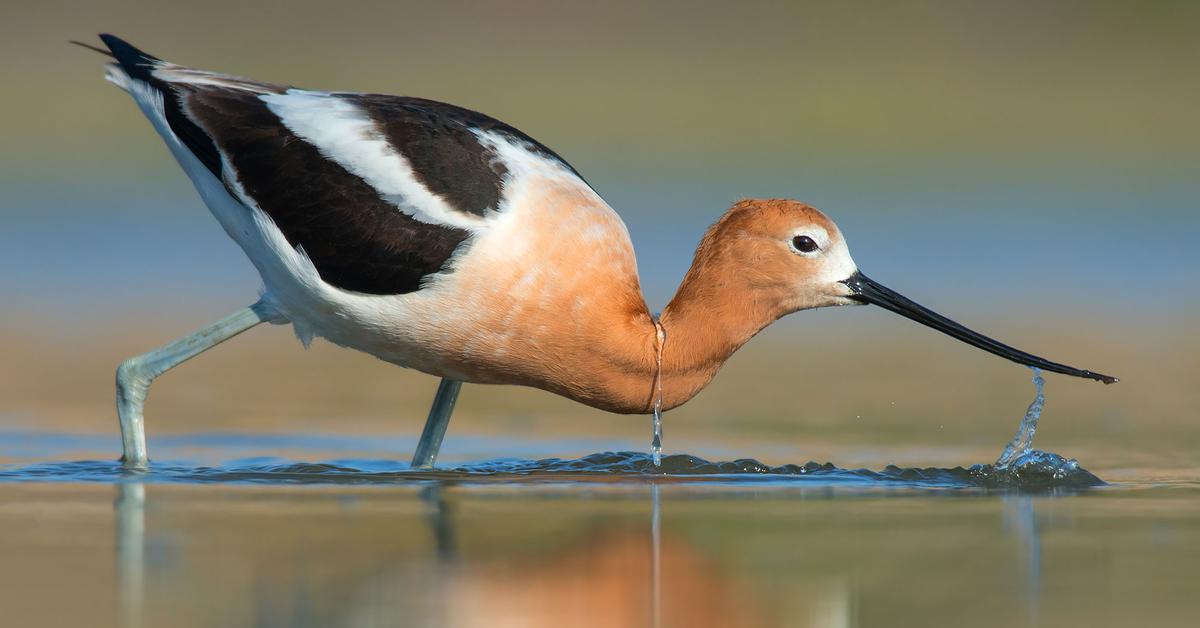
[652,261,787,411]
[522,252,782,415]
[543,282,778,415]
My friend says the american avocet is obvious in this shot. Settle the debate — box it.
[82,35,1116,469]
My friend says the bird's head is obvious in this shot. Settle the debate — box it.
[680,198,1117,384]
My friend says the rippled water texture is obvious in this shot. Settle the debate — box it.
[0,449,1102,489]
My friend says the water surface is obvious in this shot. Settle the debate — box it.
[1,432,1198,627]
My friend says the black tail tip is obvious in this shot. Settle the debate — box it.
[96,34,160,77]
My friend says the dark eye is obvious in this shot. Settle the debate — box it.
[792,235,819,253]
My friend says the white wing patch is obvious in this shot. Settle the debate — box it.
[473,129,576,184]
[152,64,274,93]
[261,90,487,230]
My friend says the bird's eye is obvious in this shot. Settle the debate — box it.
[791,235,819,253]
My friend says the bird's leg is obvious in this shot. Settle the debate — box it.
[116,300,283,468]
[410,378,463,469]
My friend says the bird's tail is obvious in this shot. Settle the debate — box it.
[74,34,228,177]
[97,34,163,85]
[72,34,165,94]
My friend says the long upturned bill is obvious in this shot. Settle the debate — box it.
[841,272,1118,384]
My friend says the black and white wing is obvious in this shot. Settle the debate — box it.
[97,34,581,295]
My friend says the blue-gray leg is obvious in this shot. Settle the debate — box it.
[411,378,463,469]
[116,300,282,468]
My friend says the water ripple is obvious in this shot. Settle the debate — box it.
[0,449,1102,489]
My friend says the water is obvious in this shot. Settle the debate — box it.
[650,483,663,628]
[982,368,1096,486]
[650,319,667,467]
[2,430,1198,628]
[0,449,1103,489]
[996,367,1046,469]
[650,411,663,467]
[0,369,1167,627]
[652,415,662,468]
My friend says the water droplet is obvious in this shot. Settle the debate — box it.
[651,408,663,467]
[651,320,667,468]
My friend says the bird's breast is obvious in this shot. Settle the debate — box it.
[335,170,662,412]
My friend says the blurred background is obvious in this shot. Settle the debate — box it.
[3,3,1200,627]
[2,0,1198,469]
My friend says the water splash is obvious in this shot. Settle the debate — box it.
[976,450,1096,488]
[981,367,1094,486]
[650,320,667,467]
[997,367,1045,469]
[0,451,1103,489]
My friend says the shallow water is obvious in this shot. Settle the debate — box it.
[0,449,1102,490]
[1,432,1198,628]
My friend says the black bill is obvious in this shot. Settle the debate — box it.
[841,271,1118,384]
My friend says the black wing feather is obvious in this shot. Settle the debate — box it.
[182,88,470,295]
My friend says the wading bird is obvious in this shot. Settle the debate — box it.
[82,35,1115,469]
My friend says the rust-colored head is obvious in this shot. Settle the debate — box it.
[664,198,1117,396]
[652,199,862,410]
[636,198,1113,413]
[679,198,860,317]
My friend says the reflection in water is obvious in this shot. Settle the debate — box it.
[111,479,1054,627]
[651,483,661,628]
[1005,495,1042,624]
[422,484,457,564]
[442,524,766,625]
[115,482,144,628]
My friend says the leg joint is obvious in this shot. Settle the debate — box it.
[116,356,150,386]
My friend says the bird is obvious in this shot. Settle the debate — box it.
[79,34,1116,469]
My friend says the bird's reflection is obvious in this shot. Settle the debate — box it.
[112,480,1048,628]
[421,482,457,564]
[1004,494,1043,623]
[651,482,662,628]
[114,482,145,628]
